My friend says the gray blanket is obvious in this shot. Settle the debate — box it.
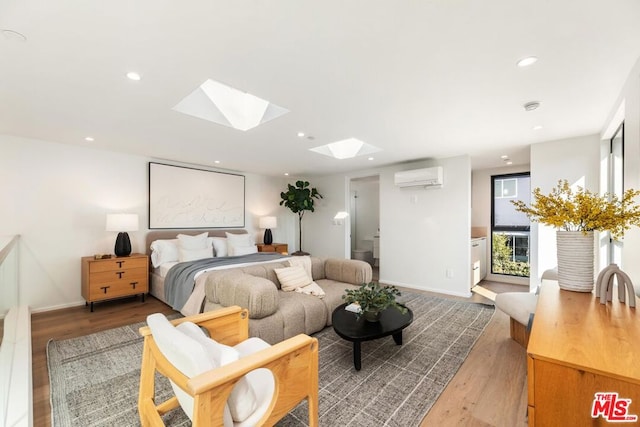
[164,253,287,310]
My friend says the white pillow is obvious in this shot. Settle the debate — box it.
[146,314,216,422]
[225,232,255,256]
[176,322,257,422]
[288,256,312,279]
[178,246,213,262]
[176,322,239,367]
[177,232,209,250]
[150,239,179,268]
[274,265,313,291]
[233,245,258,256]
[210,237,228,257]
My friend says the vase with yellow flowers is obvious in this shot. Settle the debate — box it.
[512,180,640,292]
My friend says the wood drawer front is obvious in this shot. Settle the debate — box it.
[89,278,148,301]
[89,257,147,273]
[90,267,148,284]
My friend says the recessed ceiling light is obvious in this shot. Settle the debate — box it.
[126,72,141,81]
[284,173,289,176]
[500,155,509,159]
[533,125,543,131]
[517,56,538,67]
[1,29,27,42]
[368,157,374,161]
[506,161,513,165]
[524,101,541,111]
[297,132,305,137]
[85,136,94,142]
[214,160,220,164]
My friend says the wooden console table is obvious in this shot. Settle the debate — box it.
[527,281,640,425]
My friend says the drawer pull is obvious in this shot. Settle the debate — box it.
[117,260,125,268]
[130,281,138,289]
[100,286,110,294]
[116,271,124,279]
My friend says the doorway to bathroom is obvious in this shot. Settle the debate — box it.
[349,175,380,281]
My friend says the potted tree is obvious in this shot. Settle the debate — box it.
[343,282,408,322]
[280,180,323,255]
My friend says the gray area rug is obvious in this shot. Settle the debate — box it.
[48,293,494,426]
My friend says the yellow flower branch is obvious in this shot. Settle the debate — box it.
[511,180,640,240]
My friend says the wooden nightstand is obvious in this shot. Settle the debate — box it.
[81,253,149,312]
[257,243,288,255]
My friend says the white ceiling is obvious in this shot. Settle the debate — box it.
[1,1,639,176]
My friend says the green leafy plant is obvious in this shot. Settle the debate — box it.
[342,282,408,319]
[511,179,640,240]
[492,233,530,277]
[279,180,323,254]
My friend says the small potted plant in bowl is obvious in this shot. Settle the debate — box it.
[343,282,408,322]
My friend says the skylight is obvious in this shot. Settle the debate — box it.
[173,79,289,131]
[309,138,381,160]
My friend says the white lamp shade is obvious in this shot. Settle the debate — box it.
[259,216,277,229]
[106,214,139,232]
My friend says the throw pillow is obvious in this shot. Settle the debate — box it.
[288,255,312,279]
[177,232,209,250]
[210,237,228,257]
[274,265,312,292]
[150,239,179,268]
[178,246,213,262]
[233,245,258,256]
[225,232,255,256]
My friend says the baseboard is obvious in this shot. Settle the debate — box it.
[381,279,472,298]
[30,300,86,314]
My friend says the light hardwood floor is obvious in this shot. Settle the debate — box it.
[28,281,528,426]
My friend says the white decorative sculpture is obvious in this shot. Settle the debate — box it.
[595,263,636,307]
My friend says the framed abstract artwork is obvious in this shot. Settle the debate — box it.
[148,162,245,229]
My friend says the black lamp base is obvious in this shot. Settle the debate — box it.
[114,232,132,257]
[263,229,273,245]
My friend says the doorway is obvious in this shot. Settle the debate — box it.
[349,175,380,279]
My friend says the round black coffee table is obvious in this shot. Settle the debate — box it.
[332,303,413,371]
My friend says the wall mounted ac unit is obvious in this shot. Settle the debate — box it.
[394,166,444,188]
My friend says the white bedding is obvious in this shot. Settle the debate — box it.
[159,262,178,278]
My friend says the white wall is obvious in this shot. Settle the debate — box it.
[303,155,472,297]
[0,135,288,312]
[529,134,601,289]
[601,57,640,286]
[471,164,531,286]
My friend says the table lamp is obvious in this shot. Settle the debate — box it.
[106,213,139,257]
[259,216,277,245]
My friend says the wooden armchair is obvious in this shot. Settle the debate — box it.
[138,306,319,426]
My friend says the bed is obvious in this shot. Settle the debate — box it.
[145,229,290,316]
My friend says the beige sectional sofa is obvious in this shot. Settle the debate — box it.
[202,257,372,344]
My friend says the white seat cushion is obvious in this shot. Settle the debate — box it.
[494,292,538,326]
[146,314,223,423]
[147,315,271,424]
[175,322,258,422]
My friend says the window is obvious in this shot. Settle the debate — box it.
[491,173,530,277]
[608,122,624,265]
[494,178,518,199]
